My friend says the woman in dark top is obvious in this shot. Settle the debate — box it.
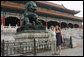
[56,26,64,55]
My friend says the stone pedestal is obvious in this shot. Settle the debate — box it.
[14,30,50,54]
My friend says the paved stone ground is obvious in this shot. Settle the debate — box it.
[25,48,83,56]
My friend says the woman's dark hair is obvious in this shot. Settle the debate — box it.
[56,26,61,31]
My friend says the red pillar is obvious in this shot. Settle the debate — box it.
[1,16,2,25]
[46,21,47,28]
[67,24,69,28]
[20,16,21,26]
[60,23,61,29]
[3,16,5,26]
[79,24,82,29]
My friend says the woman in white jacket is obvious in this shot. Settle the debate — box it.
[49,25,57,55]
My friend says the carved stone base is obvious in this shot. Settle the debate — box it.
[15,30,49,42]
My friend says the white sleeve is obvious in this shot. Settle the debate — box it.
[48,31,52,41]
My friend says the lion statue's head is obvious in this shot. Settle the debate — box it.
[25,1,37,12]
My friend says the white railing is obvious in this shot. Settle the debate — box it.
[1,24,19,33]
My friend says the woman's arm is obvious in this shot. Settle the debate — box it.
[60,32,64,43]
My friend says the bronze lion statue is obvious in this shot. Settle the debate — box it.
[17,1,45,32]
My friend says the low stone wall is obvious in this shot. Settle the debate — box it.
[61,28,83,48]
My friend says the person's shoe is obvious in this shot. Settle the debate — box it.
[59,52,61,56]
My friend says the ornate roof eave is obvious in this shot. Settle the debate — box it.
[1,1,83,21]
[35,1,80,14]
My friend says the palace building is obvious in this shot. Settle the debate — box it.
[1,1,83,29]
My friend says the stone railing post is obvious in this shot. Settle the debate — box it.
[33,37,36,56]
[1,40,5,56]
[70,36,73,48]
